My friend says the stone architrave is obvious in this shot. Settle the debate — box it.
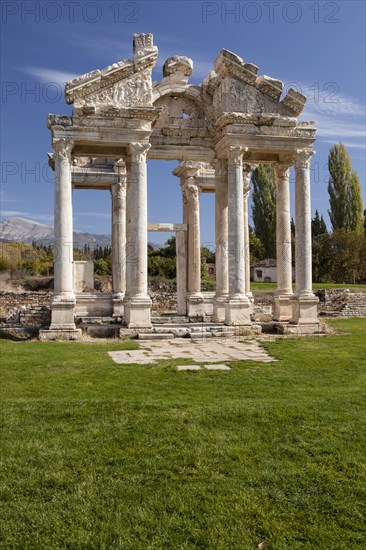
[111,159,127,317]
[213,160,228,322]
[123,142,152,328]
[273,162,294,321]
[291,150,319,325]
[42,33,322,337]
[40,138,81,340]
[224,147,251,325]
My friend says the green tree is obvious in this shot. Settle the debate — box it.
[94,258,111,276]
[248,226,265,263]
[328,143,364,233]
[319,229,366,283]
[251,165,276,258]
[312,210,327,238]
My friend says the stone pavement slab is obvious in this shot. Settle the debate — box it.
[204,364,231,370]
[108,337,276,365]
[176,365,201,371]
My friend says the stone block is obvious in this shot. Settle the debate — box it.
[74,261,94,293]
[204,364,231,371]
[137,333,173,340]
[39,329,82,341]
[273,294,293,321]
[124,298,152,329]
[291,295,319,325]
[225,298,251,326]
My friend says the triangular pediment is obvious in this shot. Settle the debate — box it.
[64,34,158,112]
[212,49,307,116]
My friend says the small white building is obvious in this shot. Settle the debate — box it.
[251,259,295,283]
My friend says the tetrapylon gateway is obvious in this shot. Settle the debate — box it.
[40,33,323,340]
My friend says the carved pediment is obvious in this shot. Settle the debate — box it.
[65,34,158,114]
[213,49,307,117]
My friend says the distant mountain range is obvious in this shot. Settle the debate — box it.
[0,217,112,248]
[0,217,162,249]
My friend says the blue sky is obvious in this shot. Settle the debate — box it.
[1,0,365,245]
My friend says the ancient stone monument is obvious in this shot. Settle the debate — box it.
[39,33,322,340]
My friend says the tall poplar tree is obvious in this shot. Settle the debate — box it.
[251,165,276,258]
[328,143,364,233]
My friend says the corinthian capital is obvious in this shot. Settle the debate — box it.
[227,146,247,165]
[111,181,126,200]
[243,162,257,186]
[173,160,201,180]
[130,142,151,163]
[53,139,74,161]
[274,163,291,180]
[182,181,200,202]
[295,150,314,169]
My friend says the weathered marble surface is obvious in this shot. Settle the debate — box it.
[41,33,320,339]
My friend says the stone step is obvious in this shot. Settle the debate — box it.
[151,316,189,324]
[78,316,116,324]
[189,332,213,339]
[137,333,174,341]
[84,325,121,338]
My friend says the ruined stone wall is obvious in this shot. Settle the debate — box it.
[0,288,364,328]
[0,292,51,326]
[150,290,177,312]
[315,289,366,318]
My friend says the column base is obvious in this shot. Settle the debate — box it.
[290,294,319,324]
[39,329,82,341]
[123,296,152,329]
[187,293,204,320]
[225,296,251,326]
[49,293,77,330]
[273,293,294,321]
[212,295,228,322]
[112,292,125,317]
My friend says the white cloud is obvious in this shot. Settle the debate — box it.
[0,210,53,222]
[0,190,18,203]
[20,67,78,86]
[297,83,365,146]
[321,140,366,150]
[304,111,366,139]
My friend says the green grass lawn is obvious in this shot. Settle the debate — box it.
[251,282,366,292]
[1,319,365,549]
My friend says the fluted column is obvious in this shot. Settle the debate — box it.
[213,160,228,322]
[294,151,314,297]
[291,149,319,325]
[173,161,203,318]
[225,147,250,325]
[111,159,127,317]
[43,138,81,338]
[176,184,189,316]
[187,181,201,295]
[124,142,152,328]
[243,164,256,306]
[53,139,74,299]
[273,163,293,321]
